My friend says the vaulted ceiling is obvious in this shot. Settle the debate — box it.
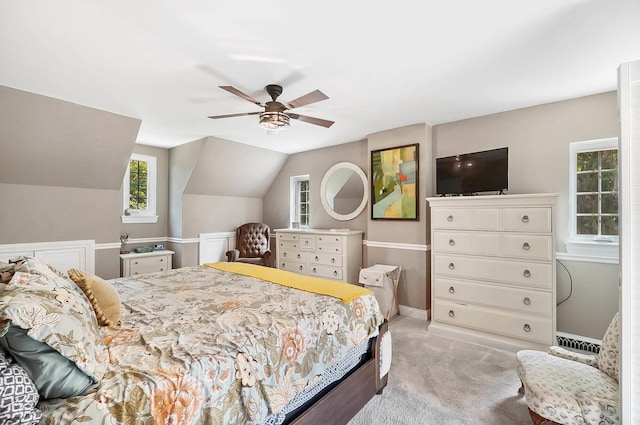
[1,1,639,154]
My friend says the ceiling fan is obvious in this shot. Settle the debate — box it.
[208,84,334,130]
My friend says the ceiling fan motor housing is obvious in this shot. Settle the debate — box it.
[265,84,283,101]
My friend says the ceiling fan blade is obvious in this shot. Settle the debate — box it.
[285,90,329,109]
[288,113,334,128]
[219,86,264,106]
[208,111,261,119]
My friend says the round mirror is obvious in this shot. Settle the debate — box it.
[320,162,369,221]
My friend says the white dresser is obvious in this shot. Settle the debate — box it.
[274,229,364,284]
[120,250,174,277]
[426,193,559,351]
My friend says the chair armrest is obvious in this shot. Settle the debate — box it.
[549,346,598,367]
[262,250,272,266]
[226,249,239,262]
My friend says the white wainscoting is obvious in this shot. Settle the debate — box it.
[199,232,236,265]
[0,240,95,274]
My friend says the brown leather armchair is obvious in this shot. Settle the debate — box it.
[225,223,272,266]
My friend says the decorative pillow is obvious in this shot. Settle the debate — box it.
[0,262,15,294]
[597,312,620,381]
[68,268,121,329]
[0,258,107,399]
[0,262,14,284]
[0,350,42,425]
[0,326,98,399]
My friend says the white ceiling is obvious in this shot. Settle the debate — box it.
[2,1,639,154]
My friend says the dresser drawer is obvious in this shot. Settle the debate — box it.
[431,208,470,229]
[309,252,343,267]
[434,277,552,316]
[502,208,551,233]
[502,234,553,261]
[433,254,553,289]
[127,255,171,276]
[279,250,307,263]
[433,299,553,344]
[433,231,472,254]
[433,231,501,257]
[316,244,343,254]
[309,265,343,281]
[277,233,299,242]
[470,208,500,230]
[316,234,344,245]
[299,235,315,251]
[279,241,299,250]
[279,261,307,274]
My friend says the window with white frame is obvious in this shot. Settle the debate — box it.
[122,153,158,224]
[290,175,310,228]
[566,137,618,259]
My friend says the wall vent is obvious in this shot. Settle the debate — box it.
[556,332,601,354]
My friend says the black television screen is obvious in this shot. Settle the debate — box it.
[436,147,508,195]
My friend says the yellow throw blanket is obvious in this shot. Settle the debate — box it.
[205,262,373,304]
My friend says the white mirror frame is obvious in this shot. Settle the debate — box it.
[320,162,369,221]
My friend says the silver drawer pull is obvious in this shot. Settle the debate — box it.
[522,215,529,223]
[449,286,455,294]
[134,261,139,265]
[299,265,303,271]
[160,259,164,262]
[448,310,455,317]
[297,254,301,259]
[522,242,530,250]
[305,240,309,246]
[281,262,285,268]
[283,252,287,257]
[523,269,531,278]
[523,324,531,333]
[333,271,338,276]
[523,297,531,305]
[315,256,319,261]
[449,239,455,246]
[313,267,317,273]
[331,258,335,263]
[448,262,455,270]
[160,268,164,271]
[447,215,454,222]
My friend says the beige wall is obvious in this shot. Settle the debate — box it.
[263,124,433,311]
[366,123,433,311]
[432,92,619,336]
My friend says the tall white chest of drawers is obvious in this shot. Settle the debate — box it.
[274,229,363,284]
[426,193,559,351]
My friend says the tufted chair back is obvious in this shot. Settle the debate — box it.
[226,223,272,266]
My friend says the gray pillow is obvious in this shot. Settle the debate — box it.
[0,350,41,424]
[0,325,98,399]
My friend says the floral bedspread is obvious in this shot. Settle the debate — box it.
[38,265,384,425]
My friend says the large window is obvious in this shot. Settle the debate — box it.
[567,138,618,259]
[290,175,310,228]
[122,153,158,224]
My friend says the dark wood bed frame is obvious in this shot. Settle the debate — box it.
[289,320,390,425]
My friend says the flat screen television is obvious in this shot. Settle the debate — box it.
[436,147,508,195]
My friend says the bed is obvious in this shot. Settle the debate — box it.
[0,256,390,425]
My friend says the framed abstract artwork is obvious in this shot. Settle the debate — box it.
[370,143,419,220]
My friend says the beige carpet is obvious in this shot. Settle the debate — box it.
[348,316,532,425]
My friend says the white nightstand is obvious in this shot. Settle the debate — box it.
[120,250,174,277]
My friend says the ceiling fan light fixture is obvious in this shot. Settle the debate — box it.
[258,111,290,131]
